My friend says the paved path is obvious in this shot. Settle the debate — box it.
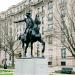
[50,73,75,75]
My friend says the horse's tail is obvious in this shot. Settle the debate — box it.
[18,35,21,40]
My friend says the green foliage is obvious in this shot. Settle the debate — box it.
[0,65,3,68]
[49,74,53,75]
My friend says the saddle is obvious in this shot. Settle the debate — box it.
[22,26,41,41]
[31,27,41,38]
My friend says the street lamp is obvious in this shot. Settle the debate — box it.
[4,48,7,69]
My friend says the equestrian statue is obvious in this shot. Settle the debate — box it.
[14,12,45,57]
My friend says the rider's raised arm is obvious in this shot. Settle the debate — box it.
[14,18,26,23]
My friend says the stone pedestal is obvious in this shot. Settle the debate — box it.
[14,57,48,75]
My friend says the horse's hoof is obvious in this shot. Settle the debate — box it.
[24,54,26,57]
[42,53,45,58]
[42,55,45,58]
[31,55,34,58]
[37,55,40,58]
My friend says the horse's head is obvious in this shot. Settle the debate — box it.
[34,14,41,25]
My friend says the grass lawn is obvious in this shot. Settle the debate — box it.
[0,65,14,69]
[0,70,13,73]
[0,73,13,75]
[0,69,13,75]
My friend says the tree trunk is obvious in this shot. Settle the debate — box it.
[70,50,75,57]
[71,52,75,57]
[11,50,14,67]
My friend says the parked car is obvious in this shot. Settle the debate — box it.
[61,67,73,74]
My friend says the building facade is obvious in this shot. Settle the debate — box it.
[0,0,75,67]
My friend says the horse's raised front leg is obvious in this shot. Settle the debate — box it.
[22,42,24,57]
[24,43,29,57]
[39,39,45,57]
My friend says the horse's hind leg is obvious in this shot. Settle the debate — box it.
[31,42,33,57]
[42,40,45,56]
[24,43,29,57]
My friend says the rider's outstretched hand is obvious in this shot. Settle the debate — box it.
[14,21,18,23]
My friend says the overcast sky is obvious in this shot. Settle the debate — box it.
[0,0,23,12]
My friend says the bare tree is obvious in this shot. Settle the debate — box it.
[0,16,21,67]
[54,0,75,57]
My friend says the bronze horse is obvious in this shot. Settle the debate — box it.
[18,26,45,57]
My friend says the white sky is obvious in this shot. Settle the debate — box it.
[0,0,23,12]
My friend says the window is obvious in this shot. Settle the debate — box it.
[61,61,66,66]
[10,10,12,14]
[48,24,53,31]
[10,19,12,25]
[48,1,53,10]
[48,13,53,31]
[20,28,21,31]
[48,1,53,14]
[38,0,40,2]
[48,14,53,22]
[61,32,65,43]
[41,16,44,24]
[42,6,44,12]
[17,7,19,12]
[48,62,52,65]
[47,35,52,44]
[59,0,64,4]
[48,49,53,60]
[9,55,11,60]
[20,6,22,10]
[24,4,25,7]
[37,8,40,13]
[42,27,44,35]
[17,29,18,32]
[61,48,66,59]
[29,0,31,2]
[10,27,12,34]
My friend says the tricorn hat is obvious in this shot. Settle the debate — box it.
[26,12,31,16]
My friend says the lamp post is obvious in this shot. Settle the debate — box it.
[4,48,7,69]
